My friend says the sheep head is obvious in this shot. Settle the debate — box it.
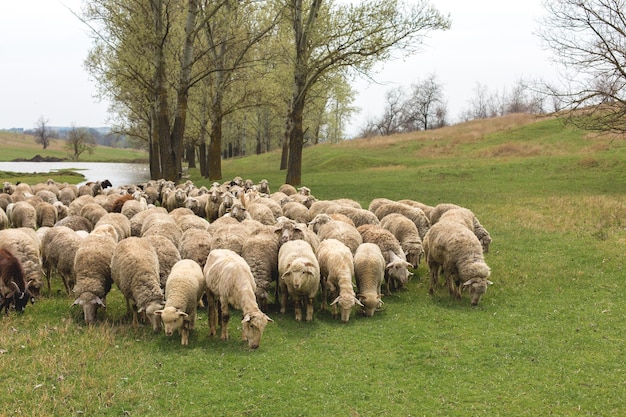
[154,306,188,336]
[72,292,106,325]
[241,311,273,349]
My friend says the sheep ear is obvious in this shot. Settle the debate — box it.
[94,296,106,307]
[487,280,494,286]
[330,296,341,306]
[71,298,82,307]
[137,306,145,313]
[241,314,251,324]
[178,312,188,318]
[355,297,364,307]
[463,279,473,286]
[265,314,274,323]
[154,310,163,316]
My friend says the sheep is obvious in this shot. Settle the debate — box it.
[120,198,147,220]
[141,213,183,248]
[111,237,165,331]
[174,214,210,232]
[154,259,205,346]
[168,207,195,223]
[247,202,277,225]
[357,224,413,294]
[274,218,320,253]
[205,183,223,222]
[438,207,493,253]
[289,193,317,208]
[95,212,131,242]
[374,202,430,240]
[80,202,108,227]
[53,201,68,220]
[0,207,9,230]
[379,213,424,269]
[397,199,434,220]
[0,193,11,211]
[282,201,311,223]
[129,206,168,237]
[58,186,77,206]
[35,189,58,204]
[218,192,236,217]
[203,249,273,349]
[278,239,320,322]
[40,226,82,294]
[317,239,362,322]
[249,196,283,220]
[241,227,281,312]
[367,198,396,213]
[315,217,363,255]
[354,243,385,317]
[54,214,93,233]
[336,206,380,228]
[257,179,270,194]
[278,184,297,196]
[185,195,209,218]
[428,203,461,225]
[423,220,493,306]
[10,201,37,229]
[71,225,118,324]
[143,234,181,289]
[162,188,187,212]
[0,228,43,296]
[110,194,134,213]
[224,201,252,222]
[179,228,213,269]
[209,223,250,255]
[0,247,35,314]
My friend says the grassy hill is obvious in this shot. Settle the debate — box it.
[1,114,625,416]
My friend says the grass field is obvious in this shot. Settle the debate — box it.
[1,113,625,416]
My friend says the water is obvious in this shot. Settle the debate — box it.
[0,162,150,187]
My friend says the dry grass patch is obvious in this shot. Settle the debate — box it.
[480,142,544,158]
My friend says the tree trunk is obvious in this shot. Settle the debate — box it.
[148,113,161,179]
[208,111,223,180]
[280,106,291,170]
[198,138,208,178]
[186,143,196,168]
[285,93,305,185]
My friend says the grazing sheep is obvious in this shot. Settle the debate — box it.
[249,197,282,220]
[374,202,430,240]
[315,217,363,255]
[40,226,82,294]
[10,201,37,229]
[0,207,9,230]
[174,214,210,232]
[0,228,43,296]
[120,198,147,220]
[278,184,297,196]
[71,225,118,324]
[203,249,273,349]
[35,201,57,227]
[155,259,205,346]
[278,239,320,321]
[129,206,168,237]
[35,189,58,204]
[179,228,213,269]
[54,214,93,233]
[80,202,108,227]
[367,197,396,214]
[380,213,424,269]
[423,220,493,306]
[428,203,461,225]
[354,243,385,317]
[53,201,69,220]
[247,202,277,225]
[111,237,165,331]
[143,234,181,289]
[274,218,320,253]
[336,206,380,228]
[58,187,77,206]
[357,224,413,294]
[317,239,361,322]
[308,200,342,219]
[209,223,250,255]
[0,248,34,314]
[95,212,131,242]
[282,201,311,223]
[141,213,183,248]
[397,199,434,220]
[241,228,281,312]
[438,207,493,253]
[111,194,135,213]
[290,193,317,208]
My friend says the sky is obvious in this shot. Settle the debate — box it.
[0,0,560,135]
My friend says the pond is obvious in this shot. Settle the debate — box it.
[0,162,151,187]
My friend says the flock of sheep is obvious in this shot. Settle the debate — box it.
[0,176,493,349]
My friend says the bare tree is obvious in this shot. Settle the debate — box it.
[401,73,445,131]
[66,127,97,161]
[540,0,626,134]
[375,86,405,136]
[34,116,52,150]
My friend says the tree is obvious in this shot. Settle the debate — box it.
[34,116,52,149]
[401,73,445,131]
[282,0,451,185]
[540,0,626,134]
[66,127,97,161]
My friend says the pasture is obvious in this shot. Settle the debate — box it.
[1,113,625,416]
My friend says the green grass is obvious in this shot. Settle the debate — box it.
[1,113,625,416]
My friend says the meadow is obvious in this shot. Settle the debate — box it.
[0,113,624,416]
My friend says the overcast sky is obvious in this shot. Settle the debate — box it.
[0,0,560,135]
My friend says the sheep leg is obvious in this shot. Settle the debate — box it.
[306,296,315,321]
[207,292,218,337]
[294,298,303,321]
[279,283,288,314]
[219,298,230,340]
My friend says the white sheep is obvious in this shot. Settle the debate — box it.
[10,201,37,229]
[423,220,492,306]
[143,233,182,289]
[162,188,187,212]
[438,206,493,253]
[379,213,424,269]
[354,243,385,317]
[203,249,273,349]
[71,225,118,324]
[317,239,362,322]
[54,214,93,233]
[111,237,165,331]
[374,202,430,240]
[95,212,131,242]
[0,207,9,230]
[314,216,363,255]
[278,239,320,321]
[40,225,82,294]
[357,224,413,294]
[241,227,281,312]
[179,228,213,269]
[35,201,57,228]
[79,202,108,227]
[155,259,205,346]
[282,201,311,224]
